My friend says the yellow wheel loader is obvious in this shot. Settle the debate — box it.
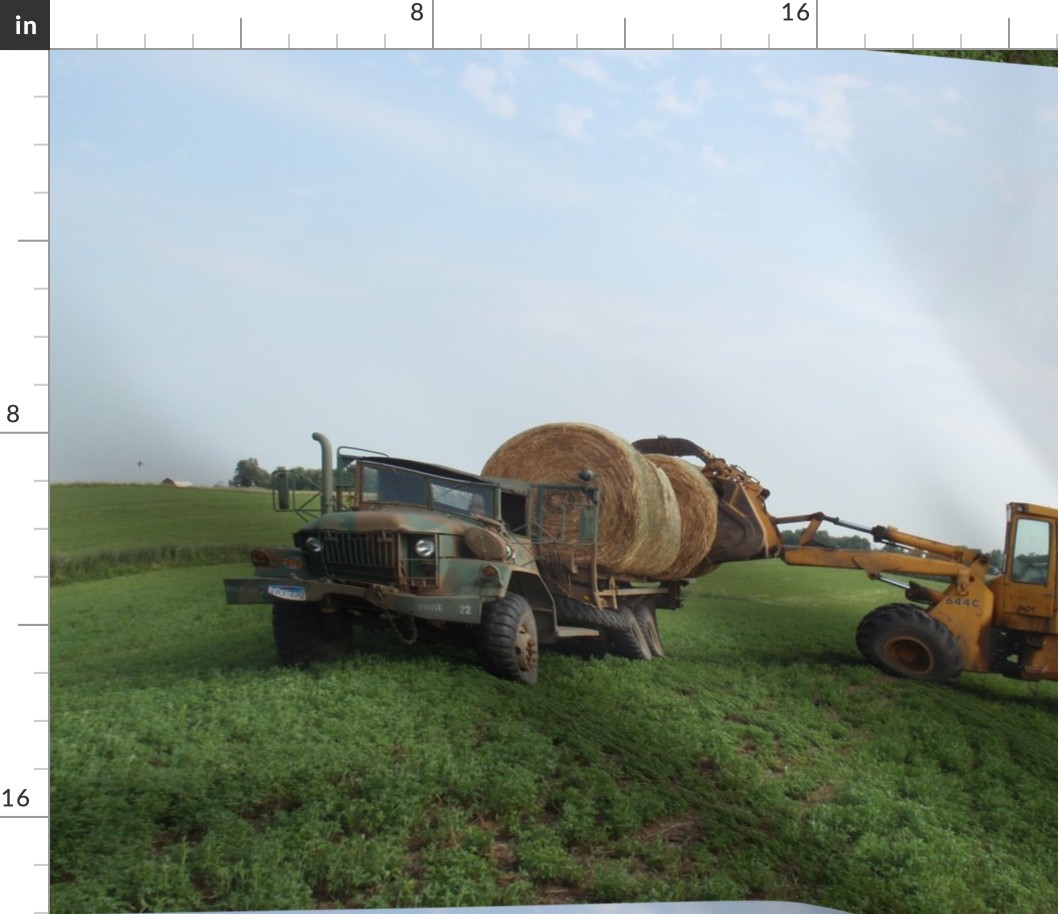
[633,436,1058,684]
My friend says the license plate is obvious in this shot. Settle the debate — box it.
[268,584,307,602]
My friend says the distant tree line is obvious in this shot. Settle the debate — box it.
[899,50,1058,68]
[230,458,323,489]
[780,528,872,550]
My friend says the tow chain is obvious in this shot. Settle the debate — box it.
[385,609,418,646]
[367,583,418,646]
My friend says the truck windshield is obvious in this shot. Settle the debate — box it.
[360,464,496,517]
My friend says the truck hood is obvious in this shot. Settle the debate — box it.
[304,507,492,538]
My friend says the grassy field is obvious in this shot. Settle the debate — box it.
[51,486,1058,914]
[50,484,306,583]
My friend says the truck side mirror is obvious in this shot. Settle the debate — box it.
[275,470,291,511]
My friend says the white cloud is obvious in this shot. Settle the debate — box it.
[1040,107,1058,123]
[655,76,711,117]
[930,115,965,137]
[764,72,871,153]
[459,63,516,119]
[700,144,733,171]
[561,56,617,90]
[631,118,663,138]
[554,103,595,140]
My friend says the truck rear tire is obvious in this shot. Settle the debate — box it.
[555,597,636,632]
[607,605,654,661]
[855,603,961,683]
[480,594,539,684]
[272,602,354,666]
[632,604,665,657]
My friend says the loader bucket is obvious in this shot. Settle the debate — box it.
[633,435,779,572]
[703,477,772,566]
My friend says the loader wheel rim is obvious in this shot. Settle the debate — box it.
[882,635,935,675]
[514,620,538,672]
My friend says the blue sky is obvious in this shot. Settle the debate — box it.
[51,51,1058,547]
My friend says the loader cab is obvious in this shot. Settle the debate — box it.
[994,504,1058,625]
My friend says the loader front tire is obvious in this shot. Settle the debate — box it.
[855,603,961,683]
[272,602,354,666]
[480,594,539,684]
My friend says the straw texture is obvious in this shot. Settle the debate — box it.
[644,454,720,578]
[482,423,682,577]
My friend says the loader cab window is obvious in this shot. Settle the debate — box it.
[1010,518,1052,585]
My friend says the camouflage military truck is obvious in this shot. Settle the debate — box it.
[224,433,685,683]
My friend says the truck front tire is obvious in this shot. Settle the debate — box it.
[480,594,539,684]
[272,602,354,666]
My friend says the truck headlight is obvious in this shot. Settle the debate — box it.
[303,536,323,553]
[413,537,436,558]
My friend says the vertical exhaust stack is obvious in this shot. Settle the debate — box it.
[312,432,335,516]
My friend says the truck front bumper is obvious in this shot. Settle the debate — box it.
[223,577,484,624]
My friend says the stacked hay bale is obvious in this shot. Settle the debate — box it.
[482,423,719,579]
[643,453,719,578]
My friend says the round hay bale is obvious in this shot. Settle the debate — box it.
[644,454,720,579]
[482,423,682,577]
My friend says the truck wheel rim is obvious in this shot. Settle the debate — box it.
[882,635,935,675]
[515,621,537,672]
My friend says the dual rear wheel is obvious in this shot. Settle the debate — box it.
[607,604,664,660]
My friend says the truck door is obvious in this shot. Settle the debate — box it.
[1001,514,1055,621]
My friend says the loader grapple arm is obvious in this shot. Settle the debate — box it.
[632,435,782,567]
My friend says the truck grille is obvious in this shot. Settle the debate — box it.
[321,531,397,583]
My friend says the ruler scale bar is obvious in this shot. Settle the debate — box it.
[2,8,50,905]
[5,2,1057,913]
[39,1,1058,49]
